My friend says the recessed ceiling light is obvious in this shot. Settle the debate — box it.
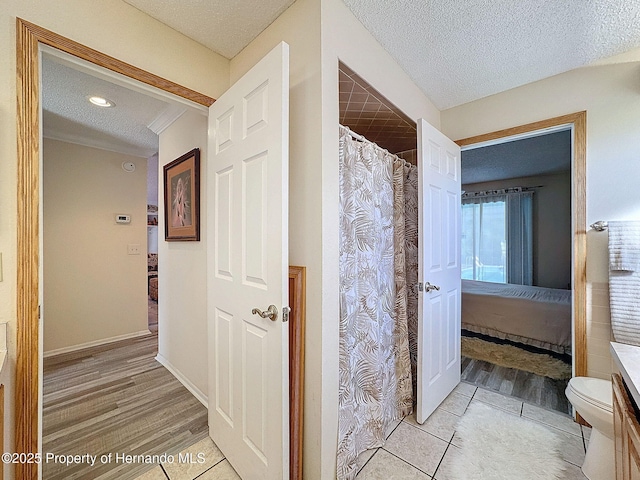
[87,96,115,108]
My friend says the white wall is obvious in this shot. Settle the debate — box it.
[157,110,209,403]
[463,172,572,289]
[43,139,148,352]
[319,0,442,475]
[229,0,327,474]
[1,2,230,473]
[147,154,159,254]
[442,56,640,379]
[232,0,442,475]
[321,0,440,130]
[147,154,159,206]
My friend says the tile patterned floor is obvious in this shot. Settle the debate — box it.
[355,382,590,480]
[134,382,589,479]
[134,437,240,479]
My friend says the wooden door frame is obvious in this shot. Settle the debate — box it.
[15,18,215,479]
[288,266,306,480]
[455,111,587,380]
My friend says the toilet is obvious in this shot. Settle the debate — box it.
[565,377,614,480]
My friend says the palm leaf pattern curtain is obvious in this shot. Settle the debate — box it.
[403,164,419,402]
[337,127,414,479]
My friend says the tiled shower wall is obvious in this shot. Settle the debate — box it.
[586,282,614,379]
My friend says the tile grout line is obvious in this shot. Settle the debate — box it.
[432,441,455,480]
[356,413,420,477]
[192,457,227,479]
[580,426,588,453]
[380,447,433,478]
[355,447,378,476]
[401,413,461,444]
[386,415,406,439]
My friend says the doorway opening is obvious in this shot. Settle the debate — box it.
[16,18,215,479]
[338,64,588,414]
[456,112,588,418]
[38,38,211,480]
[459,127,574,414]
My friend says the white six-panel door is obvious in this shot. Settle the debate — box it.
[416,118,462,424]
[207,42,289,479]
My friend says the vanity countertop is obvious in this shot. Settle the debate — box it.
[611,342,640,407]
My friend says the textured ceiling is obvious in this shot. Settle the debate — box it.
[462,130,571,185]
[42,55,173,158]
[124,0,640,109]
[341,0,640,109]
[123,0,296,58]
[42,1,640,160]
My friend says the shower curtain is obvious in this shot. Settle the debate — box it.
[337,127,416,479]
[403,163,420,403]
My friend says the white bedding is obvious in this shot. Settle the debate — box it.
[461,280,572,354]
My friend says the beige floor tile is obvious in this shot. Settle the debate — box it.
[134,465,168,479]
[385,417,403,439]
[450,430,462,448]
[403,409,459,442]
[432,445,467,480]
[197,460,241,479]
[560,460,588,479]
[356,449,431,479]
[472,388,523,414]
[554,429,587,467]
[383,422,448,476]
[162,437,225,479]
[439,392,472,416]
[522,402,581,436]
[356,447,378,473]
[452,382,477,398]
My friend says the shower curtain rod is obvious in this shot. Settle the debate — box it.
[339,124,414,169]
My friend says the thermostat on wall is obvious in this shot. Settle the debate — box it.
[115,214,131,224]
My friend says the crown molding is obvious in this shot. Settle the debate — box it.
[43,130,156,158]
[147,104,188,135]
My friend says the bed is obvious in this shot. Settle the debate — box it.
[461,279,572,354]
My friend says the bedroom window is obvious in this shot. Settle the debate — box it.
[461,198,507,283]
[461,189,533,285]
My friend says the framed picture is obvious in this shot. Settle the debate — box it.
[163,148,200,241]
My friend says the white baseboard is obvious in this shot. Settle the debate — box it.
[155,353,208,408]
[44,330,152,358]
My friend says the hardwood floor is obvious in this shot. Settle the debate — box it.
[43,332,208,480]
[461,355,571,415]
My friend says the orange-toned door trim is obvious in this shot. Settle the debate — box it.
[16,18,215,479]
[456,111,587,381]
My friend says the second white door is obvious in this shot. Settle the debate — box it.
[416,118,462,424]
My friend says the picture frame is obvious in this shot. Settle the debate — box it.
[163,148,200,241]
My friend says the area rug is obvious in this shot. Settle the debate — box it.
[451,402,566,479]
[461,336,571,380]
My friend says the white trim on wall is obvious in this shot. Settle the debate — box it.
[43,330,151,358]
[155,353,208,408]
[42,131,155,158]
